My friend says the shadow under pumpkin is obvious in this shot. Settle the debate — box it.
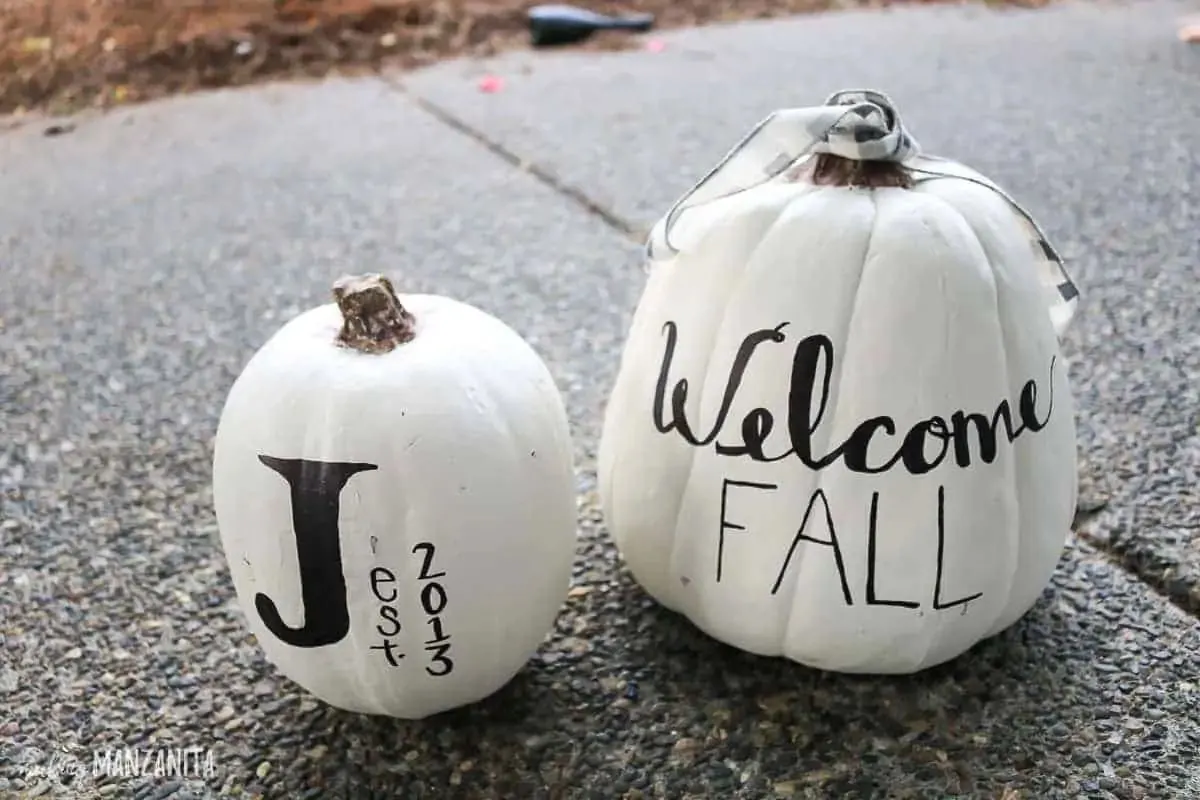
[222,554,1080,798]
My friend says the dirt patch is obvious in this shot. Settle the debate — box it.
[0,0,1049,116]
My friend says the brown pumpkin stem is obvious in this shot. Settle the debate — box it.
[808,153,912,189]
[332,273,416,354]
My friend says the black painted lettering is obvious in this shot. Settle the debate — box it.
[413,543,454,676]
[1018,356,1057,432]
[770,489,852,605]
[949,404,1017,467]
[722,408,781,462]
[425,617,450,645]
[898,416,952,475]
[654,321,790,449]
[420,583,447,616]
[838,417,899,474]
[785,333,834,468]
[865,492,921,609]
[255,456,378,648]
[649,321,1047,612]
[369,566,397,603]
[370,639,405,667]
[650,321,1058,477]
[375,604,402,638]
[424,643,454,677]
[412,542,446,580]
[717,478,778,582]
[932,485,983,610]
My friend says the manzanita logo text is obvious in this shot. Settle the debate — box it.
[16,746,219,783]
[93,747,218,778]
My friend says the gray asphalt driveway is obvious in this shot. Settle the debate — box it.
[2,1,1198,797]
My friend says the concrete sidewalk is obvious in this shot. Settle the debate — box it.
[1,0,1198,797]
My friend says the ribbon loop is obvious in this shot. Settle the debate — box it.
[814,89,918,163]
[644,88,1080,339]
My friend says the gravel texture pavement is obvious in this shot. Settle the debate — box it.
[2,1,1199,798]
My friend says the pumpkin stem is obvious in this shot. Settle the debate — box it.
[332,273,416,354]
[808,153,913,189]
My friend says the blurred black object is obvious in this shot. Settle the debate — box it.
[527,4,655,47]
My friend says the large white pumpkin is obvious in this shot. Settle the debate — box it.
[598,90,1081,675]
[213,274,577,718]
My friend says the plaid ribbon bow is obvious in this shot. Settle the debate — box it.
[646,89,1080,339]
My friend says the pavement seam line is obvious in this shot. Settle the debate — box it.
[1077,526,1200,619]
[377,74,644,245]
[1073,300,1200,617]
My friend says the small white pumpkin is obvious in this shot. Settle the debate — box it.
[598,90,1081,675]
[213,274,577,718]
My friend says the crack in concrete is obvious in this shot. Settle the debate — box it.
[1073,302,1200,617]
[1079,526,1200,618]
[379,74,644,245]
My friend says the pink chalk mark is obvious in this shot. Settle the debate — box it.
[478,75,504,93]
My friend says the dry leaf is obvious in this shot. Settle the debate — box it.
[20,37,52,53]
